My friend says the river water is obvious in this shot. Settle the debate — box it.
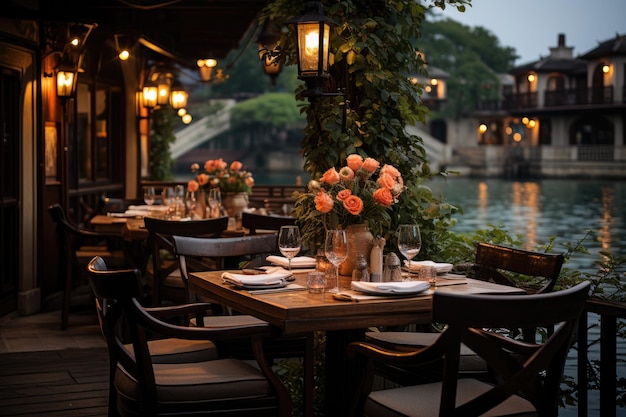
[428,177,625,416]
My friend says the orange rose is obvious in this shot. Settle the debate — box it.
[320,168,340,185]
[346,154,363,171]
[187,180,199,192]
[373,187,393,207]
[377,172,396,189]
[343,195,363,215]
[204,159,215,171]
[197,173,209,186]
[230,161,243,171]
[216,158,228,170]
[190,163,200,171]
[314,190,334,213]
[380,164,401,179]
[362,157,380,173]
[339,166,355,181]
[337,189,352,201]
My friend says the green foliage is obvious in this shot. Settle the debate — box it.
[149,106,177,180]
[230,93,304,128]
[265,0,470,252]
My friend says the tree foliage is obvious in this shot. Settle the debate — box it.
[149,106,177,180]
[230,92,304,129]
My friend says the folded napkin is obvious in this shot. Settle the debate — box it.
[404,260,453,273]
[221,271,291,287]
[127,205,151,211]
[351,280,430,294]
[266,255,317,269]
[108,210,146,218]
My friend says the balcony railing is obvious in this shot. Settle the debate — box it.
[501,86,617,110]
[577,298,625,417]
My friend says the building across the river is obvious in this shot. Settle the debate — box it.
[423,33,626,179]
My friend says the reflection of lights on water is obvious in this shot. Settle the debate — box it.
[511,182,540,249]
[598,186,614,257]
[477,181,488,222]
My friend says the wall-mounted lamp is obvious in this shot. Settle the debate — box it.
[114,34,135,61]
[602,64,610,74]
[197,58,218,82]
[55,52,83,99]
[527,73,536,83]
[257,19,284,85]
[287,1,337,97]
[142,83,158,109]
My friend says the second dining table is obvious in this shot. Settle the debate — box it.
[189,270,526,416]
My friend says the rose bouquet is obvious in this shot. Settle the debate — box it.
[293,153,404,250]
[187,158,254,194]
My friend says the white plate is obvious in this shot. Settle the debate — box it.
[351,280,430,295]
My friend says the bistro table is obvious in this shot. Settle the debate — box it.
[189,270,525,416]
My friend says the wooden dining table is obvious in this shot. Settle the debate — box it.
[188,270,526,416]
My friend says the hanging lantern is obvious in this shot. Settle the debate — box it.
[257,20,283,85]
[197,58,218,82]
[286,1,337,96]
[169,82,188,109]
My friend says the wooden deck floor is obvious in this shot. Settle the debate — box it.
[0,347,110,416]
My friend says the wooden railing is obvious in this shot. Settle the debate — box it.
[577,297,626,417]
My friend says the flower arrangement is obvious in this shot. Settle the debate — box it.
[187,158,254,194]
[294,154,404,250]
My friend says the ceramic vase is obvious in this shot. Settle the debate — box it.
[221,192,249,219]
[339,223,374,276]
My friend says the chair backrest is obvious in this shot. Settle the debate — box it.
[173,233,278,301]
[143,216,229,305]
[430,281,590,417]
[241,212,296,234]
[474,242,564,294]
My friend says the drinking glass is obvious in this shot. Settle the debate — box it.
[143,186,156,206]
[397,224,422,280]
[208,188,221,218]
[278,226,301,271]
[185,191,197,218]
[324,229,349,294]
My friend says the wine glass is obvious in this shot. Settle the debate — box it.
[143,186,156,206]
[185,191,197,218]
[208,188,221,218]
[397,224,422,280]
[278,226,302,271]
[324,229,349,294]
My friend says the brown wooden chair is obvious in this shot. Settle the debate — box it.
[86,256,292,417]
[242,211,296,235]
[365,242,566,384]
[348,281,590,417]
[48,203,126,330]
[143,216,228,306]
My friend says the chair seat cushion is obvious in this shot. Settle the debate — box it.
[365,331,488,373]
[364,378,536,417]
[124,338,219,363]
[115,358,273,403]
[191,314,267,328]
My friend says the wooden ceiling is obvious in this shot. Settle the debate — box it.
[6,0,269,68]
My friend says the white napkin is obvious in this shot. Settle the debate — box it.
[108,210,146,218]
[266,255,317,268]
[404,260,453,273]
[221,271,291,287]
[351,280,430,294]
[127,205,151,211]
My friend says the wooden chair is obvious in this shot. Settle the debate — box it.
[48,203,126,330]
[86,256,292,417]
[348,281,590,417]
[366,243,565,350]
[242,211,296,234]
[143,216,228,306]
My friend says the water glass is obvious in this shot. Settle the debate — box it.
[307,271,326,294]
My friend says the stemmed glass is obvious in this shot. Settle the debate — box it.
[278,226,302,272]
[185,191,197,218]
[397,224,422,280]
[208,188,222,218]
[143,186,156,207]
[324,229,349,294]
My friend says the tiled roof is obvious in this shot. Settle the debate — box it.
[580,34,626,59]
[510,58,587,75]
